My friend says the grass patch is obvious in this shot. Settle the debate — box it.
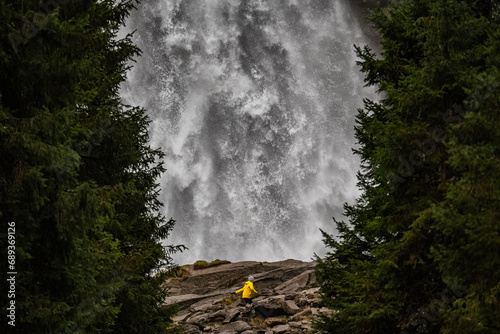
[172,267,189,278]
[193,259,231,270]
[221,293,240,306]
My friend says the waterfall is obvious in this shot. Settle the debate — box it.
[120,0,378,264]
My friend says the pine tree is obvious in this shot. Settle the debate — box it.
[0,0,182,333]
[430,66,500,334]
[316,1,500,333]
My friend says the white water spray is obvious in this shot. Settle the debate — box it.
[121,0,378,264]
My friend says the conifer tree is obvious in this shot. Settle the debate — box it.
[0,0,182,333]
[316,1,500,333]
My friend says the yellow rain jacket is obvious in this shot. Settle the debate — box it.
[236,281,257,298]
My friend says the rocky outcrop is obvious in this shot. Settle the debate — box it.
[165,259,325,333]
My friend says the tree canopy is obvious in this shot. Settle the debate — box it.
[316,0,500,333]
[0,0,183,333]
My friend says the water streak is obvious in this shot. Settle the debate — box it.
[121,0,378,264]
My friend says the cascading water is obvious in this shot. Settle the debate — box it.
[121,0,378,264]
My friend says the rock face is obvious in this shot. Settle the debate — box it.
[165,259,323,333]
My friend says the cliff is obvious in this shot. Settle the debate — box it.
[165,259,329,333]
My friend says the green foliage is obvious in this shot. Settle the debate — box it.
[221,293,240,306]
[193,259,232,270]
[170,267,189,279]
[0,0,183,333]
[316,1,500,333]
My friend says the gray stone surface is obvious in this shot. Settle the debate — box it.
[289,321,302,328]
[282,299,301,314]
[272,324,290,333]
[290,307,312,321]
[274,270,314,294]
[265,316,287,327]
[166,259,322,333]
[223,308,240,324]
[182,323,202,334]
[219,320,251,332]
[208,309,227,322]
[186,312,209,326]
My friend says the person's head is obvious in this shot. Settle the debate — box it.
[248,275,254,282]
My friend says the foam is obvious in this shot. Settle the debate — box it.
[121,0,378,265]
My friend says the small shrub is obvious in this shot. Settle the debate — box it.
[161,266,189,280]
[172,267,189,278]
[193,259,231,270]
[209,259,231,267]
[221,293,240,306]
[193,260,210,270]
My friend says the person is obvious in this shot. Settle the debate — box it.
[235,275,257,305]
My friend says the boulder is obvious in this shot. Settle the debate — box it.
[301,322,313,331]
[269,295,286,303]
[295,287,321,307]
[301,287,321,298]
[172,310,190,323]
[265,316,288,327]
[282,299,301,315]
[301,320,312,331]
[319,307,336,316]
[290,308,312,321]
[255,297,281,309]
[186,312,209,326]
[190,302,210,312]
[182,323,202,334]
[223,308,241,324]
[165,294,207,310]
[202,325,215,332]
[219,320,251,332]
[254,304,287,318]
[208,309,227,322]
[274,270,314,294]
[272,324,290,333]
